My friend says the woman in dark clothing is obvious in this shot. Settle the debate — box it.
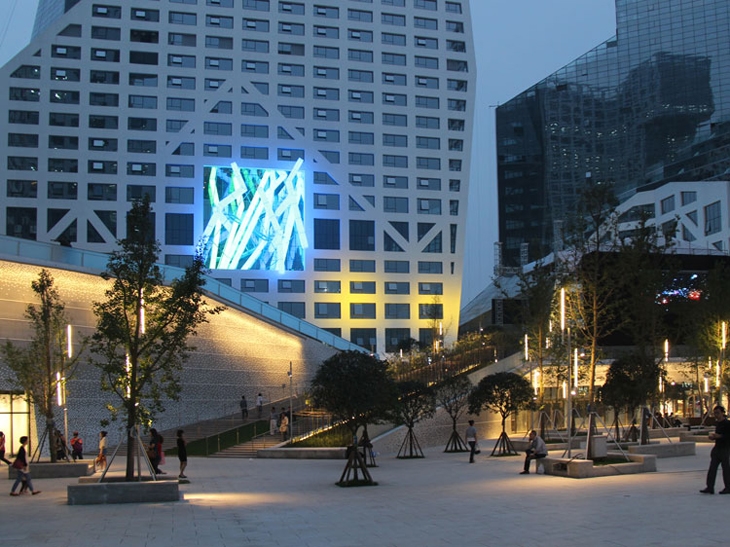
[176,429,188,479]
[149,428,163,474]
[9,436,40,496]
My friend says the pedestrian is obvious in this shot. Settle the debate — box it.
[176,429,188,479]
[280,412,289,442]
[269,406,278,436]
[69,431,83,461]
[0,431,11,465]
[9,436,41,496]
[520,430,548,474]
[56,430,69,461]
[700,405,730,494]
[240,395,248,420]
[256,393,264,418]
[465,420,478,463]
[148,428,164,474]
[95,430,108,472]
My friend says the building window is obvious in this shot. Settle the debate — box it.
[385,304,409,319]
[384,196,408,213]
[314,218,340,249]
[314,280,341,293]
[278,280,305,293]
[351,328,376,351]
[7,179,38,198]
[350,259,376,272]
[384,260,409,273]
[418,303,443,320]
[382,13,405,26]
[314,258,341,272]
[165,213,193,245]
[418,261,443,274]
[385,328,410,353]
[241,279,269,293]
[278,302,305,319]
[315,303,341,319]
[705,201,722,236]
[350,281,376,294]
[88,183,117,201]
[126,185,156,202]
[384,282,409,295]
[681,191,697,206]
[350,303,376,319]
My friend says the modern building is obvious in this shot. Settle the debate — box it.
[496,0,730,269]
[0,0,476,354]
[461,179,730,335]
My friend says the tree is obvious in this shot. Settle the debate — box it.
[467,372,534,456]
[89,198,222,480]
[310,350,398,485]
[561,182,622,405]
[1,269,82,462]
[392,380,436,458]
[599,354,660,443]
[435,374,472,452]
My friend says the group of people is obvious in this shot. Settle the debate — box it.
[269,407,290,441]
[465,405,730,490]
[147,428,188,479]
[240,393,266,420]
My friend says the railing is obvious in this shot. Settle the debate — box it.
[0,235,366,352]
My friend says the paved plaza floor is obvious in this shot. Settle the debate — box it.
[1,441,726,547]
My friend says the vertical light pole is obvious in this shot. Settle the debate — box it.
[561,288,573,457]
[288,361,293,442]
[719,321,727,408]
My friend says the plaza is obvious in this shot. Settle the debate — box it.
[2,441,724,547]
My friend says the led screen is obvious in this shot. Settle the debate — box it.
[202,159,306,271]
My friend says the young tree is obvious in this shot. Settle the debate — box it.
[561,182,622,405]
[392,380,436,458]
[310,350,398,485]
[599,354,660,444]
[1,269,81,462]
[435,374,472,452]
[90,198,222,480]
[468,372,534,456]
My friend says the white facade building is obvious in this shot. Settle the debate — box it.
[0,0,476,354]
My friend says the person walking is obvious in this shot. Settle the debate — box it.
[520,430,548,474]
[279,412,289,442]
[176,430,188,479]
[95,431,108,472]
[700,405,730,494]
[9,436,40,496]
[148,428,164,474]
[269,406,278,436]
[0,431,12,465]
[256,393,264,418]
[69,431,83,461]
[465,420,478,463]
[240,395,248,420]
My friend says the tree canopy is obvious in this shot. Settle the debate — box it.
[310,350,398,442]
[468,372,534,434]
[89,197,222,480]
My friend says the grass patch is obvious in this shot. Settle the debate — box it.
[176,420,269,457]
[290,424,352,448]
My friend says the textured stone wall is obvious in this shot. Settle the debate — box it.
[0,260,338,449]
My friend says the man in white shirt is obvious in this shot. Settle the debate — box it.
[520,430,547,474]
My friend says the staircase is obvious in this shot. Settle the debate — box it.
[210,431,283,458]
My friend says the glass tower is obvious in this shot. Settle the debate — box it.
[497,0,730,268]
[1,0,476,354]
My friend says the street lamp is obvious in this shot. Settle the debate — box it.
[287,361,293,442]
[561,287,573,457]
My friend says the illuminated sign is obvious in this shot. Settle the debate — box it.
[202,159,307,271]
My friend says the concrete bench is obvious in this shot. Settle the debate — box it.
[7,462,94,479]
[257,447,347,459]
[628,441,695,458]
[67,481,179,505]
[542,452,656,479]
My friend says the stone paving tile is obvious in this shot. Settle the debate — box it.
[0,442,726,547]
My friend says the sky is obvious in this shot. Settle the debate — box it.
[0,0,617,304]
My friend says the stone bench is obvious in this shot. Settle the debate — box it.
[542,452,656,479]
[628,441,695,458]
[67,481,179,505]
[7,462,94,479]
[257,447,347,459]
[679,431,714,443]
